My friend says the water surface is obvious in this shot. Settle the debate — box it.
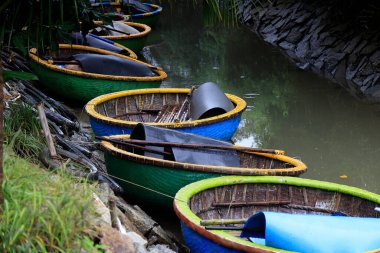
[144,2,380,193]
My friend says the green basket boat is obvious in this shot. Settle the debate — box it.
[29,44,167,102]
[97,21,151,52]
[174,176,380,253]
[101,135,307,208]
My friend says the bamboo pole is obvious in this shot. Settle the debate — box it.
[97,136,171,156]
[37,103,58,158]
[200,219,247,226]
[97,136,285,155]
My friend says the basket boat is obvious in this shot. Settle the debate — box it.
[92,2,162,27]
[96,21,151,52]
[174,176,380,253]
[85,88,247,140]
[124,3,162,26]
[101,136,307,208]
[29,44,167,102]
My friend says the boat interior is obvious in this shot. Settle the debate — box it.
[96,92,192,123]
[190,183,380,240]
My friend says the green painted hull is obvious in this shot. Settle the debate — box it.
[104,152,221,208]
[129,15,160,27]
[111,35,148,52]
[30,61,161,102]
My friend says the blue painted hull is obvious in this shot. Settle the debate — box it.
[181,222,243,253]
[89,114,242,141]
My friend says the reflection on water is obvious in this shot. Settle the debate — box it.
[146,2,380,193]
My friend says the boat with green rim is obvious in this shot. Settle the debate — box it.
[85,88,247,140]
[29,44,167,102]
[96,21,151,52]
[101,135,307,208]
[174,176,380,253]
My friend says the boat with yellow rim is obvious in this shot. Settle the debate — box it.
[91,2,163,27]
[85,87,247,140]
[29,44,167,102]
[94,21,151,52]
[100,134,307,208]
[174,176,380,253]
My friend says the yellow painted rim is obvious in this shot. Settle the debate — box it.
[96,21,151,40]
[85,88,247,128]
[101,135,307,175]
[29,44,167,81]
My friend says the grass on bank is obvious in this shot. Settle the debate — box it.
[0,147,103,252]
[1,102,104,252]
[3,103,44,164]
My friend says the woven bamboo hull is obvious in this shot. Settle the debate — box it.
[124,3,162,27]
[102,137,307,209]
[85,88,247,141]
[29,45,166,102]
[29,61,161,102]
[174,176,380,253]
[104,151,221,208]
[89,113,242,141]
[127,14,160,27]
[98,22,151,52]
[181,223,243,253]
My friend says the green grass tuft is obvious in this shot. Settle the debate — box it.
[0,148,103,252]
[4,102,45,163]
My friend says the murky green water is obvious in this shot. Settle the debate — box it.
[144,2,380,194]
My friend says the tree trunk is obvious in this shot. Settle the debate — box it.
[0,48,3,206]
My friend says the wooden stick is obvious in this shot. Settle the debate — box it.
[97,136,171,156]
[212,200,291,207]
[37,103,57,158]
[109,197,118,229]
[154,105,168,122]
[285,204,347,215]
[200,219,247,226]
[97,137,285,155]
[175,99,188,122]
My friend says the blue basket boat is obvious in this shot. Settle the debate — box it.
[91,2,162,27]
[174,176,380,253]
[85,88,247,141]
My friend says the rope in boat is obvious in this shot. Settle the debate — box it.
[96,170,188,203]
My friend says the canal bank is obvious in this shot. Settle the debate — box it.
[236,0,380,103]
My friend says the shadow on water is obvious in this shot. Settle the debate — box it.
[145,1,380,194]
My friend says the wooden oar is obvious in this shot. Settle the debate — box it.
[98,136,171,156]
[200,219,247,226]
[96,136,285,155]
[46,60,81,65]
